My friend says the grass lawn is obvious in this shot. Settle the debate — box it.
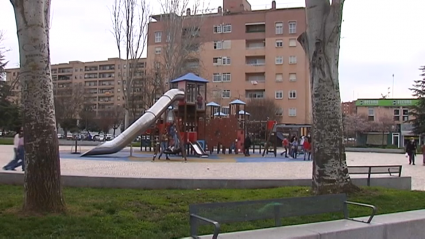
[0,186,424,238]
[0,138,13,145]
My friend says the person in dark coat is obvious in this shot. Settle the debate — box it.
[405,137,417,165]
[244,134,252,156]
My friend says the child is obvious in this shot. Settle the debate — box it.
[421,143,425,166]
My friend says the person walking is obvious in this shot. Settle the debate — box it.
[303,137,311,161]
[405,137,417,165]
[421,143,425,166]
[244,134,252,156]
[158,131,170,160]
[280,137,289,157]
[3,127,22,171]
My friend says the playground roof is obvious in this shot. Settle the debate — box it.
[238,110,250,115]
[229,99,246,105]
[214,112,228,116]
[206,102,220,107]
[170,73,209,83]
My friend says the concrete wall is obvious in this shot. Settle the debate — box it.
[190,210,425,239]
[0,173,411,190]
[345,147,404,154]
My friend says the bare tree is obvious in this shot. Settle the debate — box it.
[54,83,85,135]
[375,115,396,147]
[111,0,150,128]
[10,0,65,213]
[245,98,282,121]
[343,113,371,139]
[298,0,358,194]
[153,0,209,92]
[0,31,9,81]
[110,105,125,136]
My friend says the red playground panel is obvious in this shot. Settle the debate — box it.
[180,132,197,143]
[267,120,276,130]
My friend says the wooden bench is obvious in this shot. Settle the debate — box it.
[189,194,376,239]
[348,165,402,186]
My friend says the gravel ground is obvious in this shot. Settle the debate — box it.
[0,145,423,190]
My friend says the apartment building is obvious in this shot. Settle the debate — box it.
[355,98,419,147]
[147,0,311,124]
[341,101,356,115]
[5,57,147,117]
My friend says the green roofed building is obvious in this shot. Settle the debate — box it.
[355,98,419,148]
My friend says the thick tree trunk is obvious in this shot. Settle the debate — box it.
[11,0,66,212]
[298,0,358,194]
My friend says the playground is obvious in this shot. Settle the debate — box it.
[78,72,311,161]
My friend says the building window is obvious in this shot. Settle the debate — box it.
[214,41,222,49]
[222,73,231,82]
[289,73,297,81]
[275,22,283,34]
[402,108,409,121]
[289,21,297,34]
[275,73,283,82]
[222,106,230,114]
[275,91,283,99]
[393,109,400,121]
[246,90,265,99]
[368,107,374,121]
[154,31,162,43]
[222,90,231,98]
[222,40,231,49]
[213,24,232,33]
[275,56,283,64]
[213,57,231,65]
[275,107,283,116]
[275,40,283,47]
[288,108,297,116]
[288,90,297,99]
[223,24,232,33]
[289,56,297,64]
[289,38,297,47]
[212,73,221,82]
[155,47,161,54]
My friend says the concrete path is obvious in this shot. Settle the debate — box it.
[0,145,423,190]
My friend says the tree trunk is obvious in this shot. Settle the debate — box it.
[298,0,358,194]
[11,0,66,213]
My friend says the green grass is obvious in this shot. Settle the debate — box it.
[0,138,13,145]
[0,186,424,238]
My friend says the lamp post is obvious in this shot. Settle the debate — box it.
[392,74,395,98]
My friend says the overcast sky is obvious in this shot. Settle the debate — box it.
[1,0,424,101]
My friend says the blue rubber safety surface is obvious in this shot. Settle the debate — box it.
[60,150,221,161]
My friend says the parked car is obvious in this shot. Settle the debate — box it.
[57,134,64,139]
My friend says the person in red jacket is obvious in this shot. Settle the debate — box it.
[303,137,311,161]
[280,137,289,157]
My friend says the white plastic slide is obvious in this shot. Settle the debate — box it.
[190,142,209,158]
[81,89,185,156]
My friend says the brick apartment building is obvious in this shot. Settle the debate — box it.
[341,101,356,115]
[147,0,311,124]
[5,57,147,117]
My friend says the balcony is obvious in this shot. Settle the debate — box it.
[85,89,98,95]
[84,81,98,87]
[98,80,114,86]
[99,73,114,78]
[85,66,98,71]
[246,39,265,55]
[58,75,72,81]
[99,65,115,71]
[57,68,73,74]
[84,73,98,79]
[98,97,114,103]
[245,73,266,89]
[245,90,266,99]
[99,88,114,95]
[245,24,265,33]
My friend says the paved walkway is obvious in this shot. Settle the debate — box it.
[0,145,423,190]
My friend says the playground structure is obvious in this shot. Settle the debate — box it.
[81,72,311,159]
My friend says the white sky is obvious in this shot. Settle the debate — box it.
[1,0,424,101]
